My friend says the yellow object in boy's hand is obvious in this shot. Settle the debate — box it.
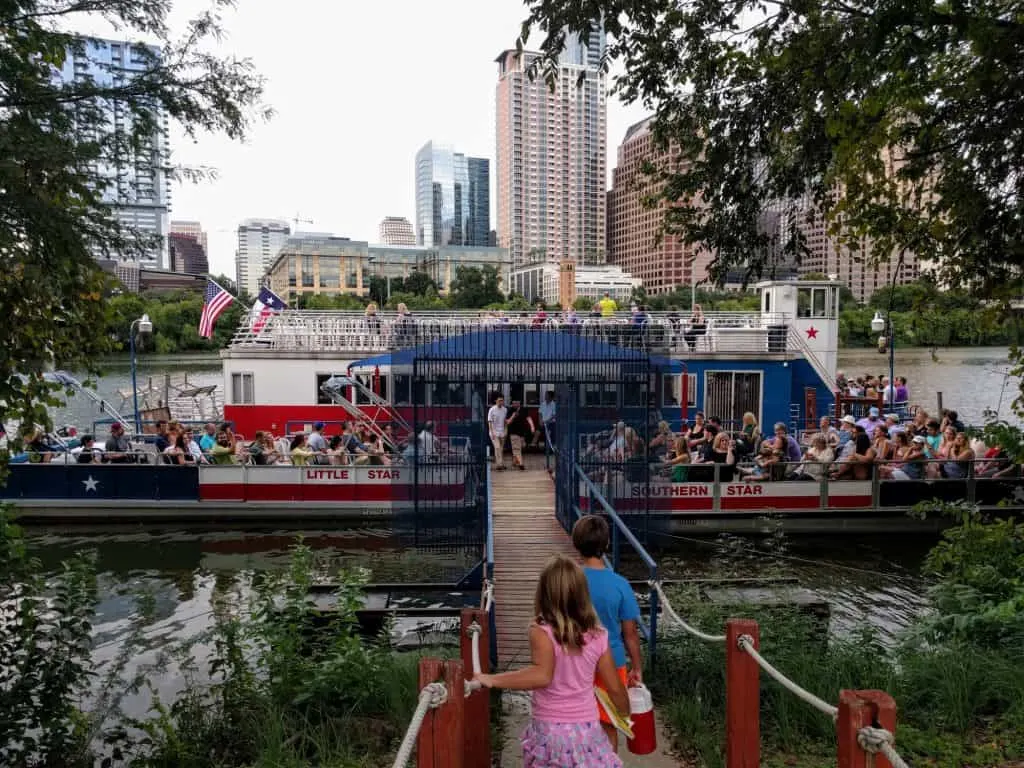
[594,687,634,740]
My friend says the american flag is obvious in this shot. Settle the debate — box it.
[199,279,234,338]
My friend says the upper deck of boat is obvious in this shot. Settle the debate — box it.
[223,309,814,362]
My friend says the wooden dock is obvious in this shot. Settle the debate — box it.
[491,456,577,668]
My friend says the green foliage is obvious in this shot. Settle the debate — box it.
[0,0,266,436]
[368,273,440,305]
[521,0,1024,298]
[572,296,594,311]
[0,506,97,767]
[653,512,1024,767]
[106,290,245,353]
[1,519,436,766]
[447,266,505,309]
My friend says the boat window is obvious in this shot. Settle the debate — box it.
[662,373,697,408]
[812,288,827,318]
[412,376,426,406]
[393,375,412,406]
[798,286,830,318]
[509,381,525,404]
[316,373,343,405]
[524,383,540,406]
[583,383,601,407]
[231,372,254,405]
[704,371,761,427]
[447,380,466,407]
[430,375,450,406]
[763,291,770,313]
[601,383,618,407]
[622,377,645,408]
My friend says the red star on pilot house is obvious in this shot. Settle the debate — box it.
[806,326,819,339]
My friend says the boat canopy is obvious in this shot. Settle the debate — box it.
[350,329,680,372]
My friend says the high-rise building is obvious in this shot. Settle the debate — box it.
[607,116,714,296]
[168,233,209,275]
[171,221,209,252]
[467,158,491,250]
[53,37,170,266]
[235,219,291,297]
[415,142,490,247]
[378,216,416,246]
[495,25,607,266]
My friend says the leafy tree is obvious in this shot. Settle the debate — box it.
[403,271,439,297]
[1,0,266,443]
[521,1,1024,299]
[573,296,594,311]
[447,266,505,309]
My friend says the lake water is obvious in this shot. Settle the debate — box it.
[13,346,1014,711]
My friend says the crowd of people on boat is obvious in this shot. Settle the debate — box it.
[580,383,1017,485]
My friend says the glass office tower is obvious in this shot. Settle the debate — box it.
[415,142,490,247]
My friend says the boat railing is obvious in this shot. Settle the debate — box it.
[226,310,797,356]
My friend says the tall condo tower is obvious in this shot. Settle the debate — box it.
[53,37,171,266]
[495,25,607,266]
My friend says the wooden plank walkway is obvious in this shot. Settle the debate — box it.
[491,455,577,668]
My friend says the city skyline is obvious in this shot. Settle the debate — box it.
[130,0,647,278]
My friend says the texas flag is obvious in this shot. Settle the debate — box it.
[250,287,288,333]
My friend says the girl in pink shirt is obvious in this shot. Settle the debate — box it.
[474,555,628,767]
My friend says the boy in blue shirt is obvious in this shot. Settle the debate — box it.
[572,514,643,750]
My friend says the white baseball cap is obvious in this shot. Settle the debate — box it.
[841,415,857,425]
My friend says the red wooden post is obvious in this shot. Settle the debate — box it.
[460,608,491,768]
[417,658,465,768]
[725,618,760,768]
[837,690,897,768]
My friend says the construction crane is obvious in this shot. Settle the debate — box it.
[292,212,313,230]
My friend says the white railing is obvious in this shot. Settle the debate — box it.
[226,310,797,357]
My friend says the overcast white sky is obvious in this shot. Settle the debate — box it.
[149,0,648,278]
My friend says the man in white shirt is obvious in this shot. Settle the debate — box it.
[487,395,509,470]
[532,390,557,449]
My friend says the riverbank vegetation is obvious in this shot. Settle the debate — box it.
[652,506,1024,767]
[0,510,453,767]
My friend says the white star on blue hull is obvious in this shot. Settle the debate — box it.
[83,476,99,492]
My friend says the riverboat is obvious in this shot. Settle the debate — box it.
[3,279,1021,531]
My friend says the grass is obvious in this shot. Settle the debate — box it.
[650,591,1024,768]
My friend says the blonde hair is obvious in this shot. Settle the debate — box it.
[365,302,379,314]
[534,555,600,651]
[397,302,409,313]
[743,412,758,427]
[673,436,690,461]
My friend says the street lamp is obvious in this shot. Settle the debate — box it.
[870,310,896,411]
[129,313,153,434]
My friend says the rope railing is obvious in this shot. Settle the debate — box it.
[654,579,912,768]
[736,634,839,718]
[651,580,727,643]
[390,682,449,768]
[464,621,484,697]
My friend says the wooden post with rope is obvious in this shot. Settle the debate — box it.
[460,608,491,767]
[837,690,897,768]
[725,618,760,768]
[417,658,465,768]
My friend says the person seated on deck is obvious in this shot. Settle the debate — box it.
[247,431,270,466]
[928,425,958,478]
[662,436,691,482]
[978,443,1015,478]
[856,406,884,434]
[773,423,803,467]
[404,421,438,464]
[327,435,347,465]
[837,414,857,446]
[884,413,905,438]
[649,421,674,460]
[340,422,372,465]
[738,442,781,482]
[879,431,911,479]
[686,412,708,452]
[289,433,314,466]
[831,425,875,480]
[940,409,965,433]
[890,436,928,480]
[941,432,975,479]
[365,433,391,466]
[872,424,895,476]
[307,421,329,461]
[803,415,839,449]
[103,423,135,464]
[72,434,101,464]
[153,419,170,457]
[788,435,834,481]
[198,422,217,453]
[163,430,188,465]
[910,409,930,437]
[209,431,237,465]
[924,419,942,454]
[531,303,548,328]
[734,412,761,458]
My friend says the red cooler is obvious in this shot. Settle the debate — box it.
[627,684,657,755]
